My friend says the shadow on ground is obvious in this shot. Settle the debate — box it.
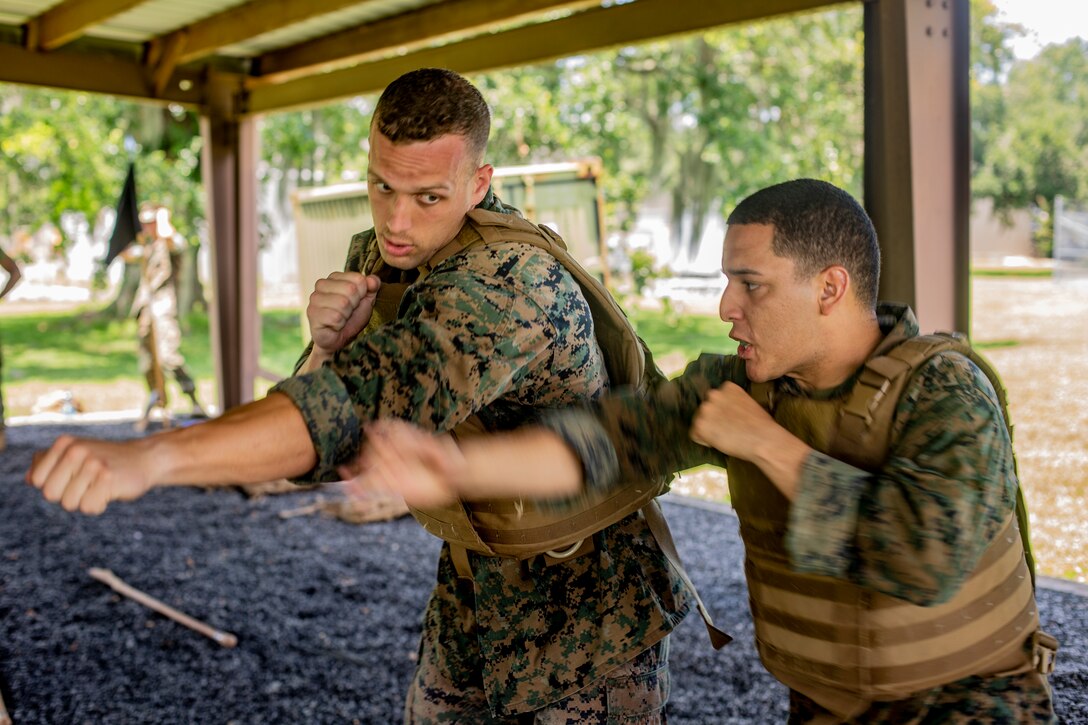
[2,422,1085,724]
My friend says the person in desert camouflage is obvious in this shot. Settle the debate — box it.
[351,178,1059,723]
[27,67,697,723]
[124,204,205,431]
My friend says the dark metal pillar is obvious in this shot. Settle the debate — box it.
[864,0,970,333]
[200,71,260,411]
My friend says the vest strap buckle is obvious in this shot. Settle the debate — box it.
[1033,630,1059,675]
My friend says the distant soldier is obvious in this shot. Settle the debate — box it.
[0,246,22,451]
[125,205,205,431]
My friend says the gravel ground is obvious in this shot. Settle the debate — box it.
[2,422,1086,724]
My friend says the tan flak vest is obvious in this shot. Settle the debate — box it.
[364,208,730,648]
[729,327,1058,718]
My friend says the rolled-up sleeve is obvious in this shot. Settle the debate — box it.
[538,408,620,497]
[538,354,741,495]
[272,366,362,482]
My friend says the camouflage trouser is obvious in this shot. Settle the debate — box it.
[137,307,196,406]
[404,636,671,724]
[787,668,1056,724]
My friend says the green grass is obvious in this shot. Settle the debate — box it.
[0,307,306,386]
[628,307,738,363]
[975,339,1019,350]
[971,267,1053,278]
[2,310,145,383]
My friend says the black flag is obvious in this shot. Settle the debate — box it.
[104,162,141,265]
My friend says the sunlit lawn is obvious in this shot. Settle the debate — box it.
[4,309,298,385]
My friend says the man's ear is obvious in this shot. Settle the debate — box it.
[817,265,850,315]
[470,164,494,207]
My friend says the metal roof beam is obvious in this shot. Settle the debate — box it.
[252,0,602,85]
[157,0,366,66]
[247,0,842,114]
[24,0,145,51]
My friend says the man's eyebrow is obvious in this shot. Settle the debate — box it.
[725,267,763,276]
[366,173,451,194]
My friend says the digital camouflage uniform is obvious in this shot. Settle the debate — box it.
[271,190,692,721]
[544,303,1056,724]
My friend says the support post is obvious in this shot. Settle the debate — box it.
[864,0,970,333]
[200,71,260,411]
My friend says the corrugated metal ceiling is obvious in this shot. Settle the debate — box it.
[0,0,844,113]
[0,0,442,55]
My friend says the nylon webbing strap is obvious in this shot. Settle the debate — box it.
[642,501,732,649]
[1034,631,1059,674]
[833,333,1039,589]
[450,544,473,580]
[465,209,646,388]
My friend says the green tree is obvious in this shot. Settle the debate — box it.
[0,86,203,247]
[477,7,865,265]
[974,39,1088,253]
[969,0,1022,198]
[257,100,373,241]
[0,85,205,313]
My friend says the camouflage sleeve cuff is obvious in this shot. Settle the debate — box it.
[537,408,621,496]
[786,450,868,578]
[269,367,362,483]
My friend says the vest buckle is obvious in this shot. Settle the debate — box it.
[1033,630,1059,675]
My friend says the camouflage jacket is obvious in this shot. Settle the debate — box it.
[271,190,691,715]
[132,236,179,319]
[546,303,1022,606]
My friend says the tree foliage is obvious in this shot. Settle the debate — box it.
[478,7,865,262]
[256,99,373,244]
[0,86,204,247]
[970,1,1088,252]
[975,39,1088,209]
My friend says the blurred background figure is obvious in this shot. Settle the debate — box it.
[0,246,23,451]
[123,204,205,431]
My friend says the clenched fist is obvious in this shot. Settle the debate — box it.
[305,272,382,365]
[26,435,160,515]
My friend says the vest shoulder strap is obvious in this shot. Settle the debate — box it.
[833,331,1036,586]
[835,332,968,469]
[465,208,652,389]
[398,210,672,553]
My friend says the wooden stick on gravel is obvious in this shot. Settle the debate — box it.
[88,568,238,648]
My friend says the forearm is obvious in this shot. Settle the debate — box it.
[148,393,317,487]
[296,347,330,375]
[28,392,320,515]
[748,427,810,500]
[455,428,583,499]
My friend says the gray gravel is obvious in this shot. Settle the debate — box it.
[2,421,1085,724]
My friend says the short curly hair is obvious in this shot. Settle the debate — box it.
[372,68,490,165]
